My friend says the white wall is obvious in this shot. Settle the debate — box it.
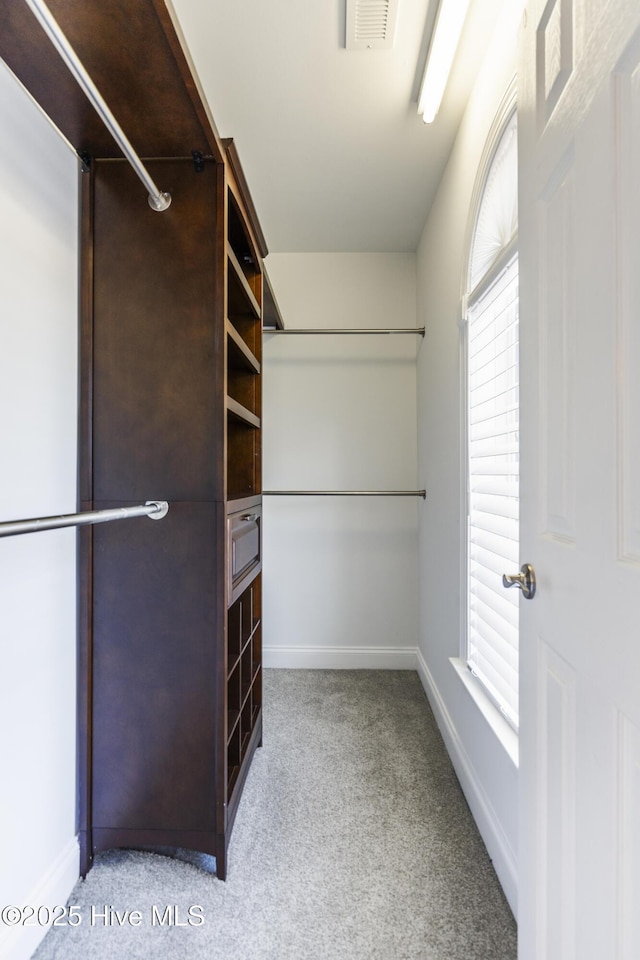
[0,65,79,960]
[415,2,522,915]
[262,253,419,668]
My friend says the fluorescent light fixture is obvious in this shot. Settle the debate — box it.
[418,0,472,123]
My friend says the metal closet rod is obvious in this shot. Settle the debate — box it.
[264,490,427,499]
[24,0,171,212]
[0,501,169,539]
[266,327,425,336]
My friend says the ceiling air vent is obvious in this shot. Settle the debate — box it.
[345,0,399,50]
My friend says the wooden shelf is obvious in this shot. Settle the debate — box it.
[227,321,260,374]
[223,140,268,260]
[227,765,240,797]
[226,442,260,501]
[228,651,241,677]
[227,396,261,429]
[227,709,240,739]
[262,264,285,331]
[227,319,261,420]
[228,245,260,321]
[0,0,225,165]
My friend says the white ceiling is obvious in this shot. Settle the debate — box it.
[169,0,506,254]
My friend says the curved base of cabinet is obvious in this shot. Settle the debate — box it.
[80,713,262,882]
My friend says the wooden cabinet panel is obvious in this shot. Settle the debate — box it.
[0,0,221,161]
[91,500,222,833]
[92,159,224,502]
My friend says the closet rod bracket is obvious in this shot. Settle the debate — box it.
[148,191,172,212]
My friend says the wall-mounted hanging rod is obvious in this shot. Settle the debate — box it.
[266,328,425,337]
[264,490,427,499]
[23,0,171,212]
[0,501,169,539]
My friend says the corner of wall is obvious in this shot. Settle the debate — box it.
[416,650,517,915]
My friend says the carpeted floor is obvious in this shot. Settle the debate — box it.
[34,669,517,959]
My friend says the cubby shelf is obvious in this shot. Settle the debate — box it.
[226,573,262,805]
[227,709,240,737]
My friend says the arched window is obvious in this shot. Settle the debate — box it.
[464,102,519,730]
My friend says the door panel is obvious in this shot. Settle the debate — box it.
[536,639,577,960]
[519,2,640,958]
[617,712,640,960]
[538,151,576,541]
[615,43,640,562]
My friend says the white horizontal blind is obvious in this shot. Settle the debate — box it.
[467,254,519,729]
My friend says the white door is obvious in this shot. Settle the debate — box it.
[518,1,640,958]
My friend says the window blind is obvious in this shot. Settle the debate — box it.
[467,254,519,729]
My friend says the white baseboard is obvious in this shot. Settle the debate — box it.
[263,645,418,670]
[416,648,518,916]
[0,836,79,960]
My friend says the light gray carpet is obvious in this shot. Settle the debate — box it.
[34,670,516,959]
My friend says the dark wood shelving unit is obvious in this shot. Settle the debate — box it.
[223,152,264,820]
[1,0,282,884]
[225,162,263,507]
[82,145,266,881]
